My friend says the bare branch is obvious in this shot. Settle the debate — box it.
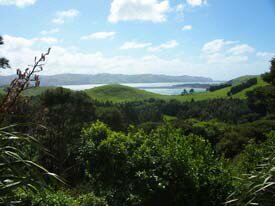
[0,48,51,114]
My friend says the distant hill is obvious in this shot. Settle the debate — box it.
[0,73,213,86]
[84,76,268,102]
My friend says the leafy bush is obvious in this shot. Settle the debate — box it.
[78,122,233,206]
[247,85,275,115]
[77,193,107,206]
[31,191,77,206]
[227,132,275,205]
[36,88,96,184]
[0,126,60,205]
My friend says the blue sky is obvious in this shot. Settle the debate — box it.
[0,0,275,80]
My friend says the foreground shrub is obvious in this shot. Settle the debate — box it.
[227,132,275,205]
[78,122,234,206]
[77,193,108,206]
[0,126,60,205]
[31,191,77,206]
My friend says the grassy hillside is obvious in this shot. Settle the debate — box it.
[85,76,268,103]
[85,84,164,102]
[175,76,268,101]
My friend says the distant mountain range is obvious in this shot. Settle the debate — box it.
[0,73,213,86]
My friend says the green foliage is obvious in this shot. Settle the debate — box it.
[247,85,275,115]
[30,191,77,206]
[0,126,60,205]
[208,83,232,92]
[262,58,275,85]
[15,189,107,206]
[77,193,108,206]
[96,107,126,131]
[174,99,252,124]
[78,122,233,206]
[227,132,275,205]
[173,118,275,158]
[175,119,228,145]
[37,88,96,184]
[81,121,110,146]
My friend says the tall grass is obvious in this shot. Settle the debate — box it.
[0,125,61,205]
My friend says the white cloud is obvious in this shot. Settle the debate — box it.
[228,44,255,55]
[81,32,116,40]
[0,36,187,75]
[120,41,152,50]
[1,35,58,52]
[186,0,207,7]
[52,9,79,24]
[0,35,187,76]
[0,0,36,7]
[40,28,60,35]
[0,35,271,80]
[256,52,275,59]
[201,39,256,66]
[2,35,34,50]
[108,0,170,23]
[204,52,248,64]
[202,39,235,54]
[149,40,178,52]
[34,37,59,44]
[175,3,184,12]
[182,25,192,31]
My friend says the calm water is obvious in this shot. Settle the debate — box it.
[62,82,221,95]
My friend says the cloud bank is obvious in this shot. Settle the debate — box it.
[108,0,170,23]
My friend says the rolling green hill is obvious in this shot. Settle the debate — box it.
[85,76,269,102]
[85,84,164,102]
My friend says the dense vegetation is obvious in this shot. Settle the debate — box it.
[1,34,275,205]
[208,83,232,92]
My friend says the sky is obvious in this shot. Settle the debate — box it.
[0,0,275,80]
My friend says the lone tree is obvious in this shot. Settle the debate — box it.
[189,88,195,94]
[0,36,10,69]
[181,89,188,96]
